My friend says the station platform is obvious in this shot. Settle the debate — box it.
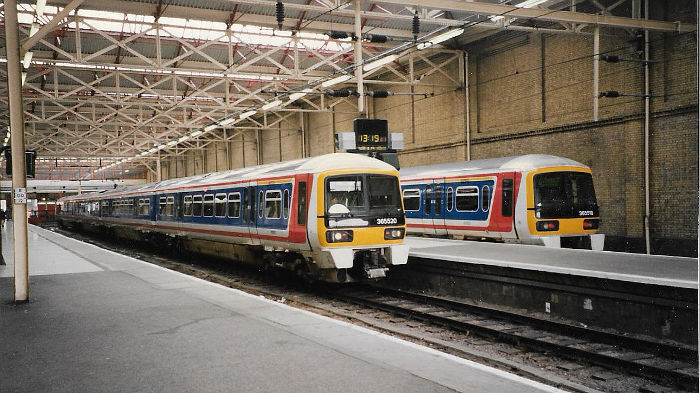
[406,237,699,289]
[0,225,565,393]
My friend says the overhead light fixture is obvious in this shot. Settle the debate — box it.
[288,88,313,102]
[167,140,177,147]
[489,15,505,22]
[363,54,398,72]
[148,147,158,153]
[139,151,149,156]
[21,72,27,85]
[516,0,548,7]
[239,110,257,120]
[262,100,282,110]
[36,0,47,18]
[204,124,218,132]
[157,144,166,150]
[417,28,464,50]
[219,118,236,126]
[22,52,33,69]
[178,136,189,143]
[190,130,203,137]
[29,23,39,37]
[322,74,351,88]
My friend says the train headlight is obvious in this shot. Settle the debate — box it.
[536,220,559,232]
[326,230,354,243]
[384,228,405,240]
[583,219,599,230]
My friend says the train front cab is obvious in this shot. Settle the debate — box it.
[309,169,409,282]
[518,166,604,250]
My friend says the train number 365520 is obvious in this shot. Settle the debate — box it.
[376,217,398,225]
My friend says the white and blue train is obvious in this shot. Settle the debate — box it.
[57,153,409,282]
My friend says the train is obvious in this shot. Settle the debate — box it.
[399,154,604,250]
[57,153,409,283]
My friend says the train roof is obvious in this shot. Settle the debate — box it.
[59,153,396,202]
[399,154,589,179]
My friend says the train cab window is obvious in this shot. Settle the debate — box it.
[446,187,453,212]
[159,197,167,215]
[283,189,290,219]
[192,195,203,216]
[203,194,214,217]
[265,190,282,219]
[215,194,227,217]
[227,193,241,218]
[297,182,307,226]
[166,197,174,216]
[258,190,264,218]
[502,179,514,217]
[183,196,192,216]
[455,186,479,212]
[402,189,421,211]
[481,186,491,212]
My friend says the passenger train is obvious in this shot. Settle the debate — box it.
[57,153,409,282]
[399,155,604,250]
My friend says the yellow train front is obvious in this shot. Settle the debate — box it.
[306,156,409,283]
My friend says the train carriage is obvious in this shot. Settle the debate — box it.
[57,153,409,282]
[399,154,604,250]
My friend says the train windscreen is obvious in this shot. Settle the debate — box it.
[533,171,599,219]
[325,174,403,226]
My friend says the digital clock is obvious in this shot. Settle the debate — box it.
[353,118,388,149]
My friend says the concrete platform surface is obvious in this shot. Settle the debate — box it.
[0,225,565,393]
[406,237,699,289]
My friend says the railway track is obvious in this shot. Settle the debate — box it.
[51,226,698,393]
[333,285,698,390]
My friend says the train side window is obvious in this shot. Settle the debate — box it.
[258,190,264,218]
[166,197,174,216]
[139,199,149,215]
[402,189,421,211]
[228,193,241,218]
[501,179,513,217]
[481,186,491,212]
[455,186,479,212]
[159,197,167,215]
[129,199,135,215]
[183,196,192,216]
[215,193,227,217]
[446,187,453,212]
[297,181,307,226]
[283,189,290,219]
[192,195,203,216]
[203,194,214,217]
[265,190,282,219]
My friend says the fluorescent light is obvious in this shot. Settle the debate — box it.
[288,88,313,102]
[417,28,464,50]
[148,147,158,153]
[22,52,33,69]
[516,0,548,7]
[139,151,149,156]
[322,74,351,88]
[219,118,236,126]
[204,124,218,132]
[21,72,27,85]
[29,23,39,37]
[239,110,257,120]
[157,144,166,150]
[36,0,47,17]
[262,100,282,110]
[178,136,189,143]
[190,130,203,138]
[489,15,505,22]
[167,140,177,147]
[363,54,398,72]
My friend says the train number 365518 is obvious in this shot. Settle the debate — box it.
[376,217,398,225]
[578,210,594,216]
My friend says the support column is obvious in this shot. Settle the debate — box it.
[354,0,365,116]
[156,156,162,181]
[592,25,600,121]
[462,52,471,161]
[643,0,651,254]
[5,0,29,302]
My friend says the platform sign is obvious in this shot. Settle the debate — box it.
[14,187,26,204]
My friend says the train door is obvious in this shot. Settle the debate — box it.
[422,182,436,235]
[499,173,517,237]
[432,179,447,235]
[243,183,260,244]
